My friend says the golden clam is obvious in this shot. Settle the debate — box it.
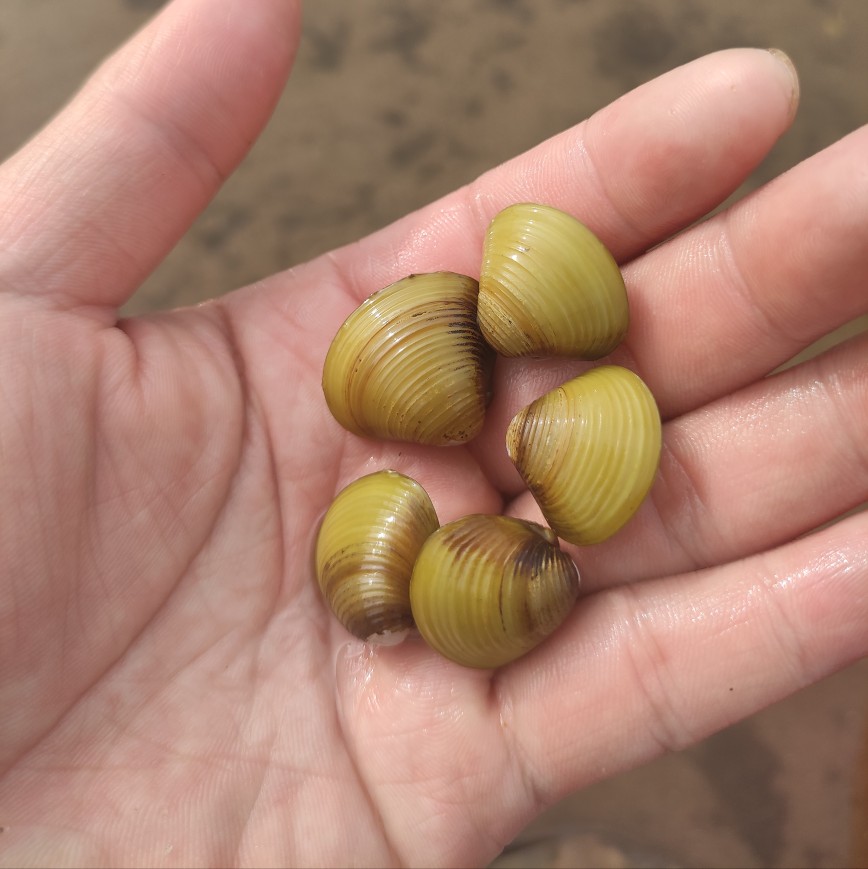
[478,203,629,358]
[409,514,580,669]
[322,272,494,446]
[315,470,439,642]
[507,365,661,545]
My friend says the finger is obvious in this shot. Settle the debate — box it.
[509,330,868,591]
[470,122,868,493]
[285,48,798,491]
[498,508,868,822]
[333,508,867,866]
[0,0,300,309]
[617,122,868,419]
[323,48,798,304]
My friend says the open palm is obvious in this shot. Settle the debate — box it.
[0,1,866,866]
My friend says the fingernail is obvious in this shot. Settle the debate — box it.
[767,48,800,120]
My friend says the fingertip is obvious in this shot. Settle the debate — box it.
[766,47,801,122]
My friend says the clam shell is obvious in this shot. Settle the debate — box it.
[322,272,494,446]
[478,203,629,358]
[409,514,579,669]
[507,365,661,545]
[315,470,439,642]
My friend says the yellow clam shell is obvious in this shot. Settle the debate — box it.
[507,365,661,545]
[478,203,629,358]
[409,514,580,669]
[322,272,494,446]
[315,470,439,642]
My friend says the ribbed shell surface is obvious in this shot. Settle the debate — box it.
[507,365,661,545]
[478,203,629,358]
[315,470,439,641]
[409,515,579,669]
[322,272,493,445]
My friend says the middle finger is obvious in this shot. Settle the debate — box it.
[478,124,868,491]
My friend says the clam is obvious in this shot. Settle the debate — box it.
[315,205,661,668]
[478,203,629,358]
[507,365,661,545]
[315,470,439,643]
[409,514,580,669]
[322,272,494,446]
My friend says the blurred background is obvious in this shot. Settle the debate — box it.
[1,1,866,866]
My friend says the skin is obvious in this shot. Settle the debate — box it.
[0,0,865,865]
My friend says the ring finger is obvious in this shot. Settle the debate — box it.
[508,330,868,590]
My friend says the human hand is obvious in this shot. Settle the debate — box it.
[0,0,865,866]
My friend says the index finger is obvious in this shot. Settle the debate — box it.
[324,48,798,302]
[299,47,798,494]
